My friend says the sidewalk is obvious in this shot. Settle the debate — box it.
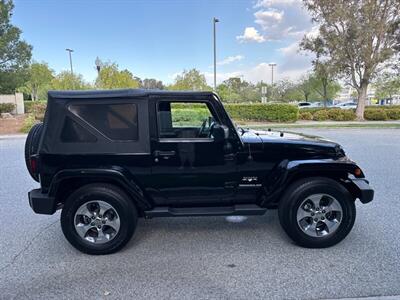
[240,120,400,129]
[0,133,27,140]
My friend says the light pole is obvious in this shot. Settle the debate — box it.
[268,62,276,86]
[213,17,219,91]
[66,48,74,75]
[268,63,276,101]
[95,57,101,74]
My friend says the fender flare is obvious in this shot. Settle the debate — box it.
[262,158,365,206]
[48,167,153,211]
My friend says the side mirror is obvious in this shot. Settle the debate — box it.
[211,123,229,143]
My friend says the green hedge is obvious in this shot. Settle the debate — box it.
[364,109,388,120]
[301,106,400,121]
[24,101,47,114]
[225,103,298,123]
[299,111,313,120]
[0,103,15,113]
[171,103,299,123]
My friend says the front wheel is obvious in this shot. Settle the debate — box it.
[278,177,356,248]
[61,184,138,255]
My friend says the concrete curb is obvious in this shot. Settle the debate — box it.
[0,134,27,140]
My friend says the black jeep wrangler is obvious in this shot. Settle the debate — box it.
[26,89,373,254]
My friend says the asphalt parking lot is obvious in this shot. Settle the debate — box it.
[0,128,399,300]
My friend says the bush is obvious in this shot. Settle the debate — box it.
[326,108,356,121]
[24,100,47,114]
[20,114,39,133]
[24,101,47,120]
[225,103,298,123]
[385,109,400,120]
[364,109,388,120]
[299,111,313,120]
[0,103,15,113]
[313,110,330,121]
[365,105,400,110]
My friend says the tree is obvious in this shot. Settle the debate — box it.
[296,75,317,102]
[95,61,140,89]
[0,0,32,93]
[19,62,54,101]
[51,71,90,90]
[301,0,400,119]
[216,77,260,103]
[374,72,400,99]
[271,79,299,102]
[309,65,341,106]
[168,69,211,91]
[141,78,164,90]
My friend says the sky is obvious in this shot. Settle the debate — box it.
[12,0,316,86]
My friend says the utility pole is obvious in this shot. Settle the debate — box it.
[66,48,74,75]
[213,17,219,91]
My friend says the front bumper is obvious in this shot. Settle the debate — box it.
[28,188,57,215]
[351,178,374,204]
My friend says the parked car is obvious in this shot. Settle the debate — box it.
[298,102,312,109]
[334,101,357,109]
[26,89,374,254]
[298,102,323,109]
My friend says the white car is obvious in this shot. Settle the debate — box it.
[334,102,357,109]
[298,102,322,109]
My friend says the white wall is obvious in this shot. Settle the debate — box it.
[0,93,24,114]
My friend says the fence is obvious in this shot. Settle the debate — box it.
[0,93,24,114]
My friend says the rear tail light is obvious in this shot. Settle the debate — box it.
[30,156,38,174]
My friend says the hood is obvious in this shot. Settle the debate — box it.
[240,129,345,159]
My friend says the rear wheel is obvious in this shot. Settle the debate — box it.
[278,177,356,248]
[24,122,43,182]
[61,184,138,255]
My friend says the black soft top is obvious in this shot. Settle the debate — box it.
[48,89,216,100]
[40,89,219,155]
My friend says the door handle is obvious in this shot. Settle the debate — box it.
[153,150,176,157]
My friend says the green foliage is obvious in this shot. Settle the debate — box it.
[326,108,356,121]
[364,109,388,121]
[299,111,313,120]
[301,0,400,119]
[217,78,260,103]
[20,114,38,133]
[225,103,298,123]
[140,78,164,90]
[168,69,211,91]
[24,100,46,113]
[312,110,330,121]
[296,75,320,102]
[374,73,400,99]
[51,71,91,90]
[24,101,46,120]
[0,103,15,113]
[18,62,54,100]
[0,0,32,93]
[96,61,140,89]
[385,109,400,120]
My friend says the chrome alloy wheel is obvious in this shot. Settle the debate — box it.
[74,200,120,244]
[296,194,343,238]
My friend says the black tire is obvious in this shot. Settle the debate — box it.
[24,122,43,182]
[278,177,356,248]
[61,184,138,255]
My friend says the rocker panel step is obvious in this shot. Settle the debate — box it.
[144,204,267,218]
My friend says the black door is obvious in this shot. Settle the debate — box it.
[149,100,237,206]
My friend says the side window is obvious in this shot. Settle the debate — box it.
[60,116,97,143]
[157,101,215,139]
[68,103,138,141]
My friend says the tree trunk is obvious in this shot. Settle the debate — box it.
[356,82,368,120]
